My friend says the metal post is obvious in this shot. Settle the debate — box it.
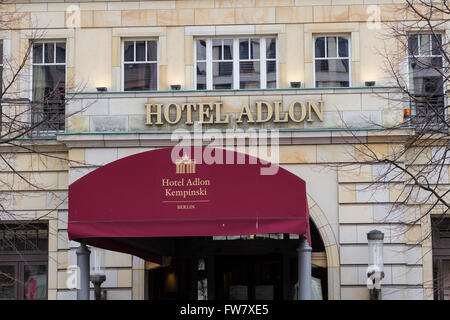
[297,236,312,300]
[76,240,91,300]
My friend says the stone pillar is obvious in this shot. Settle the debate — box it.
[297,236,312,300]
[76,241,91,300]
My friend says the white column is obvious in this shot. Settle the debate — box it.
[297,236,312,300]
[76,241,91,300]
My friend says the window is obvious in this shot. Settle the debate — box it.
[32,41,66,132]
[239,39,260,89]
[195,37,277,90]
[314,35,350,87]
[123,40,157,91]
[432,218,450,300]
[0,223,48,300]
[407,34,445,123]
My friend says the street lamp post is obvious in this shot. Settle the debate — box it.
[366,230,385,300]
[90,247,107,300]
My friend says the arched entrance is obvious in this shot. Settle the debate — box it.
[308,195,341,300]
[68,147,316,299]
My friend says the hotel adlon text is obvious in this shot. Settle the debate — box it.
[145,100,324,125]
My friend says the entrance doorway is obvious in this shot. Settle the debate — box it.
[214,254,291,300]
[146,221,327,300]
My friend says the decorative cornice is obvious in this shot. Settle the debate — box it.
[56,128,415,148]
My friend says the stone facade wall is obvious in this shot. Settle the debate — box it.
[66,87,404,133]
[0,144,68,300]
[3,0,447,94]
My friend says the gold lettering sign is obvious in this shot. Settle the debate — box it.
[161,154,211,210]
[145,101,324,125]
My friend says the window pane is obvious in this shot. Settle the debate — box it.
[408,35,418,56]
[315,37,325,58]
[32,65,66,131]
[410,64,445,121]
[3,230,14,251]
[15,230,27,251]
[240,61,260,89]
[0,265,16,299]
[223,40,233,60]
[432,34,442,55]
[315,59,349,87]
[196,62,207,90]
[26,230,38,251]
[267,61,276,88]
[32,65,65,101]
[124,41,134,62]
[250,39,260,59]
[147,41,157,61]
[124,63,157,91]
[136,41,146,62]
[338,37,348,57]
[266,38,276,59]
[55,42,66,63]
[212,40,222,60]
[410,56,443,77]
[24,265,47,300]
[327,37,337,57]
[420,34,430,55]
[409,57,444,94]
[213,61,233,89]
[33,43,43,64]
[44,43,54,64]
[0,40,3,64]
[37,229,48,251]
[239,39,249,60]
[431,56,443,69]
[196,40,206,61]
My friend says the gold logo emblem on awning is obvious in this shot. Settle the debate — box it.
[176,153,196,174]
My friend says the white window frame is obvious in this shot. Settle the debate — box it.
[406,32,447,119]
[406,33,446,90]
[30,39,67,99]
[194,37,278,90]
[30,40,67,134]
[31,40,67,66]
[313,34,351,88]
[121,39,158,91]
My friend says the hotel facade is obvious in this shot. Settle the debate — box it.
[0,0,449,300]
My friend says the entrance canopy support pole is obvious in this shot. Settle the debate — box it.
[297,236,312,300]
[76,240,91,300]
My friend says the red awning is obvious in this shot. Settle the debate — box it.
[68,147,310,260]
